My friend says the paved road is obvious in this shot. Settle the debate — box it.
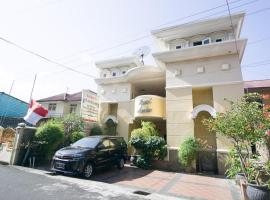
[0,165,180,200]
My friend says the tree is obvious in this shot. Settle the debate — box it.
[203,93,270,179]
[56,114,85,145]
[90,124,103,135]
[34,120,64,161]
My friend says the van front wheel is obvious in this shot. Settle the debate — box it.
[83,163,93,179]
[117,158,125,169]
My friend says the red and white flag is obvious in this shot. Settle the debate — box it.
[24,100,48,125]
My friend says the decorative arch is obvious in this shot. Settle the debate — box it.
[104,115,118,124]
[191,104,216,119]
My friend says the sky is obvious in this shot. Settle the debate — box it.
[0,0,269,102]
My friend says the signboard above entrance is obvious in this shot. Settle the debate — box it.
[134,95,165,119]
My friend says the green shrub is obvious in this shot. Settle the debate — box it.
[225,149,242,179]
[178,137,199,167]
[129,133,146,150]
[34,120,64,161]
[129,121,167,169]
[144,136,167,160]
[56,114,85,146]
[136,156,150,169]
[70,131,85,143]
[91,124,103,135]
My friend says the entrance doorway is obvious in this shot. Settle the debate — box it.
[194,111,218,174]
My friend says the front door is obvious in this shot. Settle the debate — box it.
[194,111,218,174]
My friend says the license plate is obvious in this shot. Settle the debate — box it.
[55,162,65,169]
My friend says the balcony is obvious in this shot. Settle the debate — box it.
[134,95,165,119]
[153,38,247,63]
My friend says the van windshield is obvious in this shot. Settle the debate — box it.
[71,137,100,148]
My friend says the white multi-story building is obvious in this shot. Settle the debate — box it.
[95,12,247,174]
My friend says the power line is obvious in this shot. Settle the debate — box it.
[1,1,267,80]
[60,4,270,75]
[0,37,97,79]
[243,59,270,66]
[243,62,270,68]
[248,36,270,45]
[57,0,251,61]
[59,6,270,71]
[225,0,240,65]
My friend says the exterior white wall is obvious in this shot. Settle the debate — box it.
[64,101,81,115]
[39,101,81,117]
[156,30,234,51]
[166,54,242,88]
[40,101,65,117]
[98,83,132,102]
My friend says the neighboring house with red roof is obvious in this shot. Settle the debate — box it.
[37,89,98,122]
[244,79,270,107]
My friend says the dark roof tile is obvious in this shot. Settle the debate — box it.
[244,79,270,89]
[37,92,82,102]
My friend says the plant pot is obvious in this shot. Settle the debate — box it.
[235,173,246,185]
[185,160,196,173]
[246,182,270,200]
[130,155,138,166]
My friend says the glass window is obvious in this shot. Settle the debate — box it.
[203,39,210,44]
[70,104,77,114]
[48,103,56,111]
[101,139,110,148]
[122,71,126,74]
[103,74,107,78]
[193,41,202,46]
[216,39,222,42]
[72,137,100,148]
[175,45,182,49]
[112,72,116,76]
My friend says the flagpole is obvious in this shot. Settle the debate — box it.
[22,74,37,166]
[8,80,15,95]
[29,74,37,103]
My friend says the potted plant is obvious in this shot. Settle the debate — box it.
[245,160,270,200]
[129,121,167,169]
[225,149,246,185]
[203,93,270,199]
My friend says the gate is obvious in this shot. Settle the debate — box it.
[0,127,16,164]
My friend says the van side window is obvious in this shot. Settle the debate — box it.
[100,139,110,148]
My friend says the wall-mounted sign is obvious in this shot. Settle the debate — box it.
[138,97,152,113]
[134,95,165,119]
[81,89,99,122]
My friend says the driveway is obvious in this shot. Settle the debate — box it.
[1,164,179,200]
[92,165,241,200]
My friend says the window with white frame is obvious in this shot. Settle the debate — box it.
[170,39,187,50]
[193,41,202,46]
[48,103,57,111]
[69,104,77,114]
[203,37,211,44]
